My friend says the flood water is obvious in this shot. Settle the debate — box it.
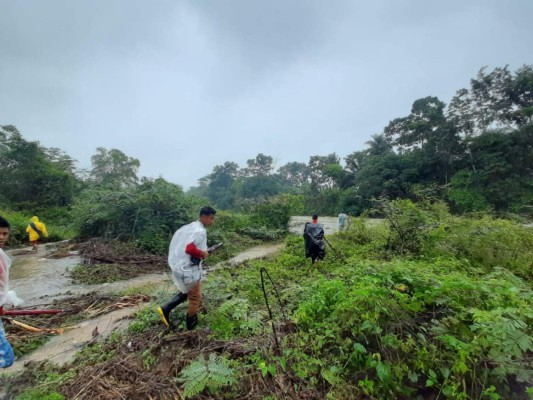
[6,216,379,307]
[7,246,86,307]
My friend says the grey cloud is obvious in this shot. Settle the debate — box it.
[1,0,532,189]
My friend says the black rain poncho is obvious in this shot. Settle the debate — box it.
[303,222,326,261]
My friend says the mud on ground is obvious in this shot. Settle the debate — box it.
[4,292,150,358]
[5,322,321,400]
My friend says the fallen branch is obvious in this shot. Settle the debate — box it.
[9,318,64,335]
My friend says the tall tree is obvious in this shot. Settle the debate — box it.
[454,125,533,211]
[90,147,140,188]
[204,161,240,209]
[365,133,392,156]
[448,65,533,135]
[0,125,78,208]
[308,153,341,190]
[385,96,447,150]
[277,161,310,188]
[243,153,274,177]
[385,97,463,184]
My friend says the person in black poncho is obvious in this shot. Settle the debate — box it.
[303,214,326,265]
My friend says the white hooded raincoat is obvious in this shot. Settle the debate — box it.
[168,220,207,293]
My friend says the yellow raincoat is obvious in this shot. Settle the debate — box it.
[26,216,48,242]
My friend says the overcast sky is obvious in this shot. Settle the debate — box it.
[1,1,532,189]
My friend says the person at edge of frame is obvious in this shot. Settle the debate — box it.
[0,215,24,368]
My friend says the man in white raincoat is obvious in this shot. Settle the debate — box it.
[0,216,23,368]
[157,206,216,330]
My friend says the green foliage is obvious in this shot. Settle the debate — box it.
[0,125,78,210]
[304,187,342,215]
[13,368,75,400]
[291,255,532,399]
[250,194,294,229]
[207,298,263,339]
[423,216,533,280]
[15,390,65,400]
[74,342,117,365]
[11,334,52,358]
[373,198,436,256]
[447,170,491,212]
[73,177,194,254]
[459,126,533,212]
[177,353,237,398]
[89,147,140,188]
[128,306,162,333]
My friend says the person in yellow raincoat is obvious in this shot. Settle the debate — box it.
[26,216,48,251]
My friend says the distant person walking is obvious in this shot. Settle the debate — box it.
[157,206,216,331]
[338,210,348,232]
[1,216,23,368]
[303,214,326,265]
[26,216,48,251]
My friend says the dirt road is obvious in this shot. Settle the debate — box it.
[3,239,288,373]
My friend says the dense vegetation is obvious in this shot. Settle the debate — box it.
[4,201,532,399]
[0,129,296,252]
[189,65,533,216]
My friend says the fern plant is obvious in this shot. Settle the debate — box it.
[177,353,237,398]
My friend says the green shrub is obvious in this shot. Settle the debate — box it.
[290,257,533,399]
[250,195,294,229]
[422,216,533,281]
[207,298,263,339]
[177,353,237,398]
[72,178,195,253]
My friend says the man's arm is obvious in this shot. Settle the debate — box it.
[185,242,207,259]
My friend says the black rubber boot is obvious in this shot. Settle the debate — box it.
[185,313,198,331]
[157,293,188,328]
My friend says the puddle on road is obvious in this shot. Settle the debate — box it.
[8,254,85,307]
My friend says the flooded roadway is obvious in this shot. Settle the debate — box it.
[1,216,375,374]
[6,244,86,307]
[7,216,376,307]
[6,216,368,306]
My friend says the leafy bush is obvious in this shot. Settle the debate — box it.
[207,298,263,339]
[177,353,237,398]
[292,258,533,399]
[372,198,436,256]
[73,178,195,254]
[447,170,492,213]
[250,195,295,229]
[422,216,533,281]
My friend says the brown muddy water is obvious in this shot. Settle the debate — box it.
[7,246,86,307]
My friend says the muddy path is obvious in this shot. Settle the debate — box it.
[2,216,371,375]
[7,216,343,306]
[2,238,288,374]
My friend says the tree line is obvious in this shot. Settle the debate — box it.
[1,64,532,222]
[190,65,533,216]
